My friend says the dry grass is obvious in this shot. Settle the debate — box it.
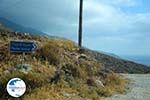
[102,73,129,97]
[36,39,78,65]
[0,35,128,100]
[23,84,78,100]
[37,41,62,65]
[74,73,128,99]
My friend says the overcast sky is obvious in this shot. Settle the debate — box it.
[0,0,150,56]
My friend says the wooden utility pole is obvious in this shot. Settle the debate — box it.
[78,0,83,47]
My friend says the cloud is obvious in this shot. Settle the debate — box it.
[83,0,150,36]
[100,0,141,7]
[84,0,127,35]
[0,0,150,55]
[83,0,150,55]
[129,13,150,34]
[0,0,79,39]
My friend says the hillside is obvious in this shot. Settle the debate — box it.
[0,31,128,100]
[0,23,12,32]
[0,17,46,36]
[1,20,149,74]
[82,49,150,73]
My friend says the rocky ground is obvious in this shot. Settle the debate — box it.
[0,32,128,100]
[106,74,150,100]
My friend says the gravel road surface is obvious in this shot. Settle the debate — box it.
[106,74,150,100]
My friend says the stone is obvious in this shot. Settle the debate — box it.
[87,77,104,88]
[95,79,104,88]
[4,70,10,75]
[16,64,32,74]
[76,54,88,60]
[0,53,4,61]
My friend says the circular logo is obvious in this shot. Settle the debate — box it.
[7,78,26,97]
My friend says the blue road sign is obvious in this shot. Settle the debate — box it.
[10,41,37,53]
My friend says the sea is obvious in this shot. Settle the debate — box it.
[121,56,150,66]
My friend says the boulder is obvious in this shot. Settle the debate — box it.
[87,77,104,88]
[95,79,104,88]
[76,54,88,60]
[16,64,32,74]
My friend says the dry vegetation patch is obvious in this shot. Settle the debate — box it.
[0,33,128,100]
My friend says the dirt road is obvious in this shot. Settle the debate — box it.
[106,74,150,100]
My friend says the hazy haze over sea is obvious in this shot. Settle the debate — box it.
[122,55,150,66]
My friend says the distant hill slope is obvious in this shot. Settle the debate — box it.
[98,51,121,59]
[0,23,12,32]
[0,17,47,36]
[82,48,150,73]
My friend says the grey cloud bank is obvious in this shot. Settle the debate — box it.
[0,0,150,56]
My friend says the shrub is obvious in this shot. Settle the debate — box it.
[61,63,83,78]
[37,41,62,65]
[76,83,102,100]
[56,39,78,51]
[102,73,128,96]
